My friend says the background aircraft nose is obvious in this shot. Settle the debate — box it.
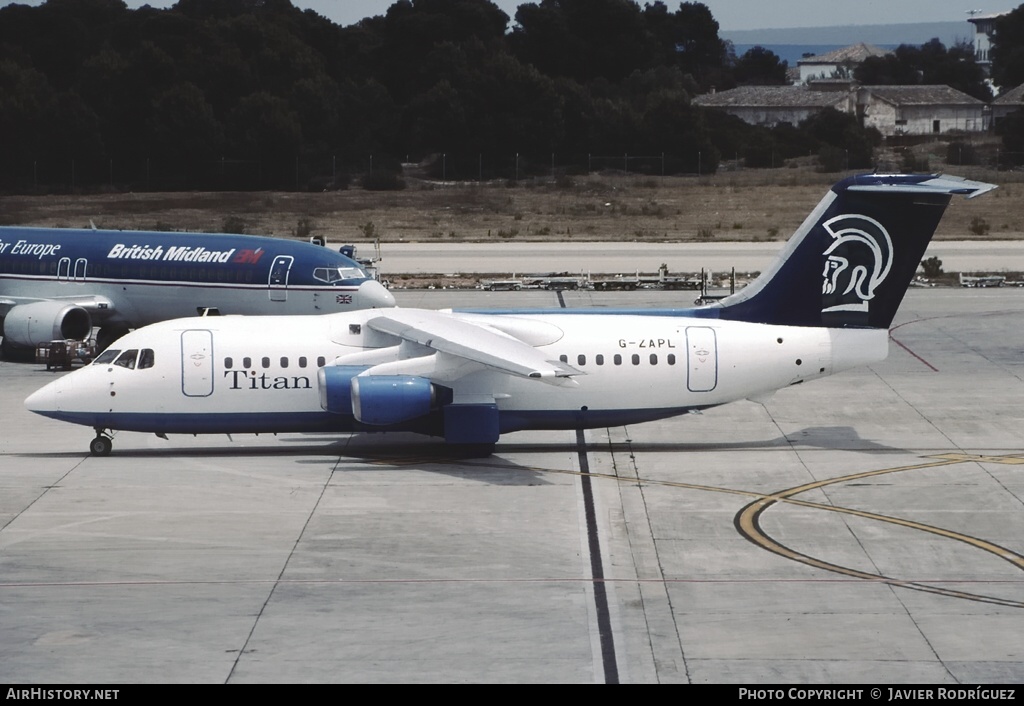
[358,279,396,308]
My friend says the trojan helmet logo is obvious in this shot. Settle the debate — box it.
[821,214,893,314]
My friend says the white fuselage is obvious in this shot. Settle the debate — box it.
[25,309,891,437]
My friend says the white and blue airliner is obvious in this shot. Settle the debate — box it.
[0,226,395,355]
[24,175,995,456]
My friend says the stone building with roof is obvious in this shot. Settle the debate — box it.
[857,85,987,135]
[797,43,892,84]
[992,84,1024,125]
[693,85,853,128]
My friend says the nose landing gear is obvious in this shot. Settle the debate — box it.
[90,430,113,457]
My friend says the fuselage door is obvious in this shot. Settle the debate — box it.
[73,258,87,281]
[57,257,71,281]
[268,255,293,302]
[685,326,718,392]
[181,329,214,397]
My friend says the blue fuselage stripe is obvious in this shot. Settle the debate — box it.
[34,407,700,436]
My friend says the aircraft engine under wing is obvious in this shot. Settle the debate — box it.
[363,309,579,385]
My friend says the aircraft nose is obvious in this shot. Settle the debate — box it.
[358,279,396,309]
[24,380,58,415]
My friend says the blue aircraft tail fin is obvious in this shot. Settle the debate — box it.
[716,174,996,329]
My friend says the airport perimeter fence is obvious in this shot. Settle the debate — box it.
[5,145,1024,194]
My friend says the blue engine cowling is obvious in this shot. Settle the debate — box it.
[351,375,437,426]
[317,365,369,415]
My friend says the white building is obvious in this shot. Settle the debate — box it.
[857,85,987,135]
[967,11,1008,73]
[796,44,891,84]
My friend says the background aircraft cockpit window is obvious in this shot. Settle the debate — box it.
[313,266,367,283]
[113,349,139,369]
[93,349,121,365]
[138,349,156,369]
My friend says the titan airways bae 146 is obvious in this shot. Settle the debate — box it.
[0,226,395,357]
[26,174,995,456]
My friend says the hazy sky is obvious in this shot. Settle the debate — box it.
[316,1,1017,31]
[2,1,1018,31]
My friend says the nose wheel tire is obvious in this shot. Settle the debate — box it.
[90,435,113,457]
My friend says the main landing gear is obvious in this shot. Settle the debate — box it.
[90,430,113,457]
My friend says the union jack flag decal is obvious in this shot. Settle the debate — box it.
[336,294,352,304]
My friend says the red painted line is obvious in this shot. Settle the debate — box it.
[889,334,938,372]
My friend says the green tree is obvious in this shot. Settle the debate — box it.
[733,46,788,86]
[992,6,1024,90]
[856,39,990,100]
[995,109,1024,165]
[642,1,729,90]
[226,92,302,163]
[511,0,655,83]
[800,108,880,170]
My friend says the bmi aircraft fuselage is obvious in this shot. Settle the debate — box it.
[0,226,394,352]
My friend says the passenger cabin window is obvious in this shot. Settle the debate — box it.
[317,356,326,367]
[225,357,234,369]
[243,357,252,368]
[298,357,307,368]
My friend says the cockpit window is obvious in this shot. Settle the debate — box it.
[313,266,367,283]
[138,349,156,369]
[113,349,139,369]
[93,349,120,365]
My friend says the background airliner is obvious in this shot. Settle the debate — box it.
[25,174,995,456]
[0,226,394,357]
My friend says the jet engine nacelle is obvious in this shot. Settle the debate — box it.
[2,301,92,347]
[351,375,437,426]
[317,365,369,415]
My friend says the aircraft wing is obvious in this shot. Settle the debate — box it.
[0,294,115,317]
[364,309,579,384]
